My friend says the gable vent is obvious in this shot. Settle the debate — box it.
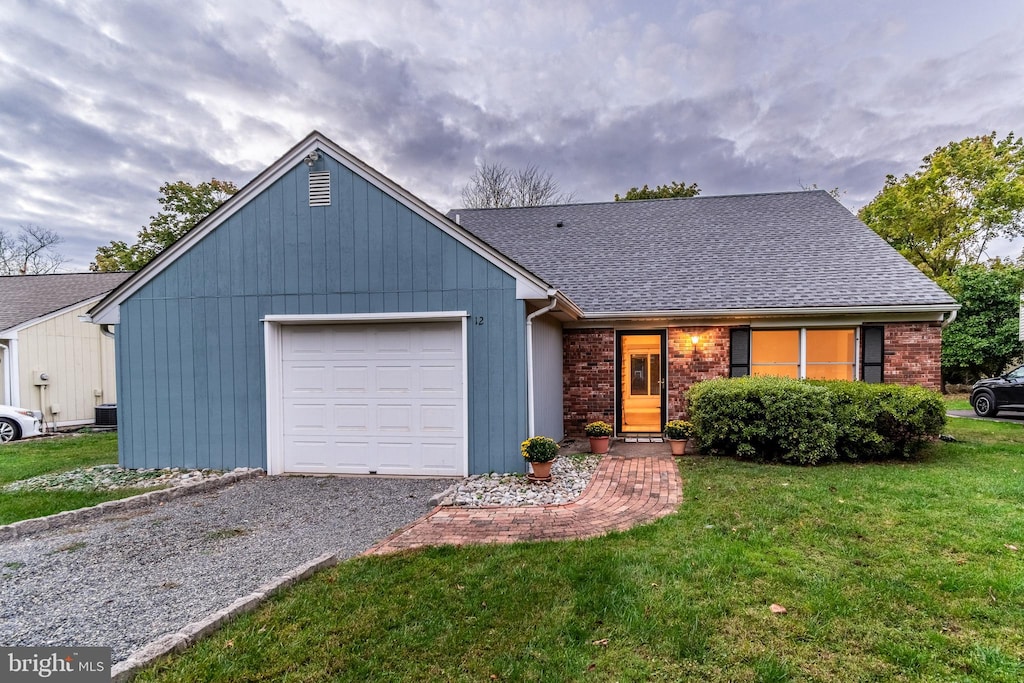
[309,171,331,206]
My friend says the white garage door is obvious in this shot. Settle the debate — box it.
[280,322,465,475]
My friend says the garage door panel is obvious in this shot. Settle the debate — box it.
[284,327,326,356]
[420,404,460,432]
[326,328,371,355]
[376,365,414,392]
[331,365,370,393]
[283,364,329,394]
[283,402,329,432]
[419,325,461,355]
[331,403,370,430]
[376,442,419,473]
[374,328,413,354]
[281,322,465,476]
[327,439,374,472]
[419,364,459,392]
[377,404,413,432]
[284,438,334,470]
[420,442,461,474]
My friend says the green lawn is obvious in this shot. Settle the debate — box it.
[137,417,1024,682]
[945,393,972,411]
[0,432,152,524]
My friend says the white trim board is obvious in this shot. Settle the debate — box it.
[262,311,468,324]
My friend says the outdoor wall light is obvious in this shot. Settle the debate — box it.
[304,151,321,167]
[690,334,700,346]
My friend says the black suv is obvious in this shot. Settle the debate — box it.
[970,365,1024,417]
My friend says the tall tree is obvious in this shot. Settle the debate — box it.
[0,224,66,275]
[92,178,238,271]
[460,162,574,208]
[858,132,1024,284]
[615,181,700,201]
[940,263,1024,384]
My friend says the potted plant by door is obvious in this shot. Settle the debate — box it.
[521,436,559,482]
[663,420,695,456]
[585,421,613,454]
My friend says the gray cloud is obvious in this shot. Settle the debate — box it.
[1,0,1023,270]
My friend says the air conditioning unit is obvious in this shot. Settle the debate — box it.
[95,404,117,427]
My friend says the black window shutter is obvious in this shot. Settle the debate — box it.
[730,328,750,377]
[861,325,884,383]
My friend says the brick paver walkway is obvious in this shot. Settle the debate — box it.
[366,442,682,555]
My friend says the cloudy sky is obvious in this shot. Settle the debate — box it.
[1,0,1023,271]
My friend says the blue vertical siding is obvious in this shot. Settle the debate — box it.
[117,155,528,474]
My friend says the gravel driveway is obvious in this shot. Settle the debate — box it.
[0,475,447,663]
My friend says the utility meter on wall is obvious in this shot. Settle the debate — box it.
[32,371,50,386]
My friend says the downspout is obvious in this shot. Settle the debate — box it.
[941,308,958,328]
[526,291,558,436]
[2,338,18,408]
[939,309,958,394]
[0,342,8,406]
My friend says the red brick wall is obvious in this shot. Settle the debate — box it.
[882,322,943,390]
[562,328,615,437]
[561,322,943,434]
[667,326,731,418]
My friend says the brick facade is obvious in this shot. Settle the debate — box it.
[666,326,731,418]
[882,322,943,390]
[562,328,615,437]
[562,321,943,434]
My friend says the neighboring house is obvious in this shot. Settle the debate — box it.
[88,131,959,476]
[1,272,131,426]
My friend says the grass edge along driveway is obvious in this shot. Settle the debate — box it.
[136,417,1024,682]
[0,432,152,525]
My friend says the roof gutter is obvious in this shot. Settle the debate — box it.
[581,303,960,320]
[525,291,559,437]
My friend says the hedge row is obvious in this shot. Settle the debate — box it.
[687,377,946,465]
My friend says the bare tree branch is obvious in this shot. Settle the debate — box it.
[461,161,574,208]
[0,224,66,275]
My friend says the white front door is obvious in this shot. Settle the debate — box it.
[279,322,465,475]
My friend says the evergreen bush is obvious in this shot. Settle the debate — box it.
[688,377,945,464]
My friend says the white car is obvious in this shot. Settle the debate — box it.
[0,405,42,443]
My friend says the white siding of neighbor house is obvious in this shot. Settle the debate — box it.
[1019,293,1023,341]
[531,314,564,441]
[16,302,116,424]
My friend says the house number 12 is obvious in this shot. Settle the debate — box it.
[474,316,485,325]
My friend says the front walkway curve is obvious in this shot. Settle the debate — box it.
[366,443,683,555]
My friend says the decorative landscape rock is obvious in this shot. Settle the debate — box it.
[1,465,224,493]
[436,454,602,507]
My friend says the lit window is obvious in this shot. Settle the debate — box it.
[750,328,856,380]
[806,329,855,380]
[751,330,799,378]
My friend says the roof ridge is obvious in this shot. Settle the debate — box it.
[450,189,830,213]
[0,271,132,279]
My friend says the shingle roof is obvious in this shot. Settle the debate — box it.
[0,272,133,332]
[450,191,957,314]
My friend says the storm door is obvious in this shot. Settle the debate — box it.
[616,331,667,433]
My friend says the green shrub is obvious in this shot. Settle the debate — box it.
[688,377,946,465]
[811,381,947,460]
[688,376,838,464]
